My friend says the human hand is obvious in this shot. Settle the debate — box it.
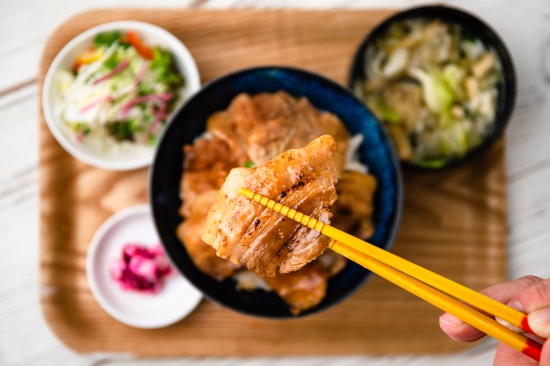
[439,276,550,365]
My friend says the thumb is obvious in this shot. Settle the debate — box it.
[529,307,550,338]
[512,278,550,338]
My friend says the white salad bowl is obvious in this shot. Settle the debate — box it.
[42,21,201,170]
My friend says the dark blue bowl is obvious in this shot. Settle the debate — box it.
[150,66,403,318]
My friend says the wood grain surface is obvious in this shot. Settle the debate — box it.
[38,8,506,356]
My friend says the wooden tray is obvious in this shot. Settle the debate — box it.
[38,8,507,356]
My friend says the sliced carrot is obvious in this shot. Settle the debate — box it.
[125,31,153,60]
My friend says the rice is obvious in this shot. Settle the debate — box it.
[345,133,368,173]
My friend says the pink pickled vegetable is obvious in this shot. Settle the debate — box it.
[119,93,173,119]
[80,95,113,114]
[93,58,131,85]
[129,93,173,104]
[134,62,149,85]
[75,131,85,142]
[143,102,167,143]
[109,243,173,294]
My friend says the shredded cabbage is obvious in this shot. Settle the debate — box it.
[408,67,453,117]
[361,18,502,166]
[55,31,183,149]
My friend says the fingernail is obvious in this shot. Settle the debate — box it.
[528,307,550,338]
[509,300,524,312]
[500,300,528,333]
[495,317,524,333]
[440,313,464,327]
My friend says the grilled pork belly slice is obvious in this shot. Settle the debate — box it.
[177,190,241,281]
[332,171,377,240]
[264,261,328,315]
[207,92,348,177]
[201,135,338,277]
[181,137,239,217]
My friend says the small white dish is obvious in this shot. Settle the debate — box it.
[86,204,202,328]
[42,21,201,170]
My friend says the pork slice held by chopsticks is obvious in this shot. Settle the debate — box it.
[201,135,338,277]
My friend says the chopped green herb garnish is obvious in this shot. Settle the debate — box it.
[68,122,91,135]
[137,82,152,96]
[129,118,144,133]
[93,31,121,47]
[244,161,256,168]
[147,134,158,146]
[151,47,182,87]
[106,121,137,142]
[103,52,119,70]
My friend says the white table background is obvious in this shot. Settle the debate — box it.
[1,0,549,365]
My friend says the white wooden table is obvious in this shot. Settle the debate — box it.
[1,0,549,365]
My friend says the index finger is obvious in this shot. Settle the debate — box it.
[439,276,543,342]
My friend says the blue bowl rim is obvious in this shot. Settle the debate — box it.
[149,65,404,318]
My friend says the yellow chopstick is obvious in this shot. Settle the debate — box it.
[238,187,542,362]
[331,240,541,361]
